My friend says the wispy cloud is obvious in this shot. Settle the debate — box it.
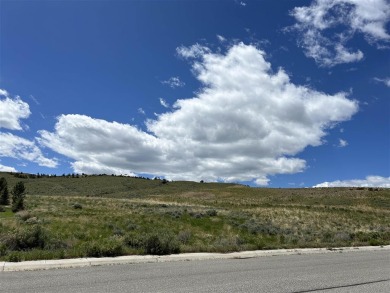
[39,43,358,184]
[138,108,145,115]
[217,34,226,42]
[314,176,390,188]
[235,0,247,7]
[159,98,170,108]
[373,77,390,87]
[161,76,185,88]
[289,0,390,67]
[29,95,40,105]
[176,43,210,58]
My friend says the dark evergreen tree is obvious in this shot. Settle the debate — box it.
[11,181,26,212]
[0,177,10,205]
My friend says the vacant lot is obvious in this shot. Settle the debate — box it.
[0,172,389,261]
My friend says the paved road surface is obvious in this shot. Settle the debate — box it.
[1,250,389,292]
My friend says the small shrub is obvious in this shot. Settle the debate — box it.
[72,203,83,209]
[144,232,180,255]
[25,217,39,225]
[240,219,282,236]
[206,209,218,217]
[124,232,145,249]
[4,225,47,251]
[177,230,192,244]
[15,210,32,222]
[189,212,204,219]
[166,210,183,218]
[213,236,243,253]
[334,232,351,242]
[126,223,139,231]
[113,227,124,236]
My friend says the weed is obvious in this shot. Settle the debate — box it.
[80,237,124,257]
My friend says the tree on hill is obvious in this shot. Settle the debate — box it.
[0,177,10,205]
[11,181,26,212]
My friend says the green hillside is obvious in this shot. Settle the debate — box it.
[0,172,389,262]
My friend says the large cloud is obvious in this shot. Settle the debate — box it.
[39,43,358,184]
[314,176,390,187]
[38,115,162,175]
[0,89,31,130]
[290,0,390,66]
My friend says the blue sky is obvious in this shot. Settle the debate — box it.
[0,0,389,187]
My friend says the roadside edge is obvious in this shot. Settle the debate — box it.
[2,245,389,272]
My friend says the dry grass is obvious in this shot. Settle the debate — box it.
[0,172,389,261]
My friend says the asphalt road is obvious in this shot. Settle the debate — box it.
[1,250,389,293]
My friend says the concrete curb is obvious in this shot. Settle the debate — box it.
[1,245,389,272]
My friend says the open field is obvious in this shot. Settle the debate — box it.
[0,172,389,261]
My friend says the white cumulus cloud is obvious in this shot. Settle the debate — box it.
[0,89,31,130]
[0,163,17,172]
[38,114,163,175]
[0,132,58,168]
[289,0,390,66]
[314,176,390,187]
[39,43,358,184]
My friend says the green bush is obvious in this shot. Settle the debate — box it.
[4,225,47,251]
[6,252,22,262]
[144,232,180,255]
[124,232,145,249]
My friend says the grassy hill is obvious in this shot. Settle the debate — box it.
[0,172,389,262]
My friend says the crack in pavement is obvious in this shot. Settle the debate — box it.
[292,279,390,292]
